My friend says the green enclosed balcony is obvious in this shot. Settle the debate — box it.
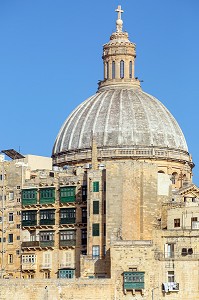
[40,218,55,226]
[22,219,37,227]
[60,239,76,247]
[22,189,37,206]
[22,210,37,227]
[58,269,74,279]
[60,186,76,203]
[40,209,55,226]
[40,240,54,248]
[39,187,55,204]
[123,272,145,291]
[60,208,76,225]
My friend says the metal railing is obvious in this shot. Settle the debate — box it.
[155,251,199,260]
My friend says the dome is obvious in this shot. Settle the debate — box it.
[53,87,188,156]
[52,5,190,166]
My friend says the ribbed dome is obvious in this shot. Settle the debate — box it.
[53,87,188,156]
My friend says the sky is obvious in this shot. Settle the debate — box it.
[0,1,199,183]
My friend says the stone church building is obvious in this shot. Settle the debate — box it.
[0,5,199,300]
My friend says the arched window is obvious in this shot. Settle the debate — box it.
[106,62,109,79]
[158,170,165,174]
[120,60,124,78]
[112,61,115,79]
[171,172,178,184]
[129,61,132,78]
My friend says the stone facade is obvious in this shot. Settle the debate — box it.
[0,5,199,300]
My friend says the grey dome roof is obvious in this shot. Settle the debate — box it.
[53,88,188,155]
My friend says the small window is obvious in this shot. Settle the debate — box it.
[168,271,175,283]
[174,218,180,228]
[16,250,20,255]
[92,223,99,236]
[188,248,193,255]
[120,60,124,78]
[8,254,13,264]
[81,229,87,246]
[112,61,115,79]
[44,271,50,279]
[17,236,20,240]
[9,192,14,201]
[104,223,106,236]
[93,201,99,214]
[17,186,20,190]
[17,224,21,229]
[8,234,13,243]
[8,213,13,222]
[81,208,87,223]
[103,181,106,192]
[191,217,197,228]
[92,245,100,259]
[93,182,99,192]
[82,186,87,201]
[181,248,187,256]
[171,172,178,184]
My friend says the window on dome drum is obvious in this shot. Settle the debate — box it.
[123,272,145,291]
[81,208,87,223]
[60,208,76,224]
[22,189,37,205]
[112,61,115,79]
[22,210,37,227]
[81,229,87,245]
[93,201,99,214]
[40,209,55,226]
[59,230,76,247]
[92,223,99,236]
[92,245,100,259]
[40,231,54,247]
[93,181,99,192]
[60,186,76,203]
[58,269,74,279]
[174,218,180,228]
[106,62,109,79]
[129,61,132,78]
[82,185,87,201]
[120,60,124,78]
[39,187,55,204]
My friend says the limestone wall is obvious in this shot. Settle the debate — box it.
[0,278,113,300]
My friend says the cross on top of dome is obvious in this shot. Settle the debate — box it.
[115,5,124,32]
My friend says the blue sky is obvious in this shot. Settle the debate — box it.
[0,1,199,183]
